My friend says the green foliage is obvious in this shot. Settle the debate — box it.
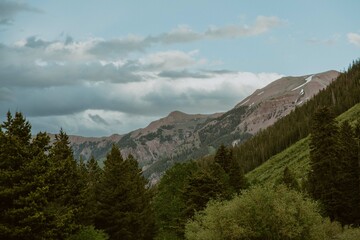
[281,166,300,191]
[215,145,247,193]
[154,144,248,239]
[308,107,360,224]
[66,226,108,240]
[0,112,53,239]
[308,107,339,218]
[77,156,103,226]
[118,133,137,149]
[185,185,339,240]
[154,161,198,239]
[47,129,82,238]
[198,106,248,146]
[334,227,360,240]
[233,60,360,174]
[182,159,231,218]
[96,145,154,240]
[336,120,360,224]
[246,103,360,187]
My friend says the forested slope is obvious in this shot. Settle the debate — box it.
[246,102,360,185]
[233,60,360,173]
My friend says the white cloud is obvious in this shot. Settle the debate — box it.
[0,67,283,136]
[0,15,285,136]
[205,16,282,39]
[347,32,360,47]
[139,50,204,71]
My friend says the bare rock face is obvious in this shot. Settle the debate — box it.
[233,70,339,135]
[64,70,339,182]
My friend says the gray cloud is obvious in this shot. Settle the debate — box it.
[158,70,210,79]
[0,15,283,136]
[0,87,12,101]
[0,0,42,25]
[88,37,152,57]
[89,114,108,126]
[25,36,53,48]
[0,44,143,88]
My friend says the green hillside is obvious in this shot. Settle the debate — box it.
[246,103,360,186]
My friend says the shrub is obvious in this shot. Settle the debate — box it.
[185,185,341,240]
[66,226,108,240]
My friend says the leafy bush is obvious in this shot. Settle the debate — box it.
[185,185,341,240]
[334,227,360,240]
[66,226,108,240]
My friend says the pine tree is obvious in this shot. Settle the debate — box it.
[214,145,247,193]
[228,148,247,193]
[153,161,198,239]
[336,120,360,224]
[0,112,52,239]
[78,156,102,226]
[282,166,300,191]
[308,106,339,220]
[182,159,231,219]
[46,129,81,238]
[96,145,154,240]
[214,144,231,173]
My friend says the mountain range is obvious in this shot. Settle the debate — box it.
[54,70,339,183]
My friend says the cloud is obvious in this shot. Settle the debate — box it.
[154,16,283,45]
[204,16,282,39]
[88,35,151,57]
[89,114,109,126]
[0,69,283,136]
[4,15,282,60]
[347,33,360,47]
[0,0,42,25]
[157,25,202,44]
[306,35,339,46]
[158,70,210,79]
[139,50,204,71]
[0,15,284,136]
[0,87,12,101]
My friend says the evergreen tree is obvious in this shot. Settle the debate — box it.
[96,145,154,240]
[153,161,198,239]
[78,156,102,226]
[228,148,247,193]
[182,159,231,219]
[0,112,52,239]
[46,129,81,238]
[214,145,247,193]
[336,120,360,224]
[308,106,339,220]
[282,166,300,191]
[214,144,231,173]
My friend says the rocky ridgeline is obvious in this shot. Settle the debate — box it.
[60,70,339,183]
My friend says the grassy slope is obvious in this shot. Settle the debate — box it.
[246,103,360,186]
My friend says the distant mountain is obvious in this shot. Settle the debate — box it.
[61,70,339,183]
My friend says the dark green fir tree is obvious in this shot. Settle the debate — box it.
[0,112,52,239]
[46,129,82,238]
[282,166,300,191]
[336,120,360,224]
[95,145,154,240]
[308,106,339,220]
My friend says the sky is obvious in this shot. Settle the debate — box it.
[0,0,359,137]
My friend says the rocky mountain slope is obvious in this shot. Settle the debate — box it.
[62,70,339,182]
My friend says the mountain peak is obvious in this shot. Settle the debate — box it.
[168,110,188,119]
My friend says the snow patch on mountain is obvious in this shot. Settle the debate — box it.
[292,75,313,91]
